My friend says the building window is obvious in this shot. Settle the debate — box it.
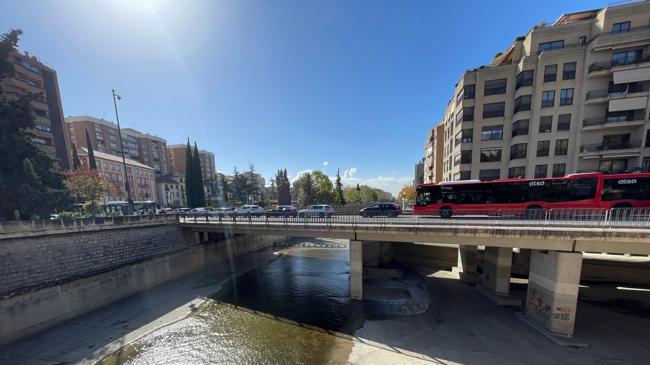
[512,119,529,137]
[510,143,527,160]
[552,163,566,177]
[539,116,553,133]
[482,102,505,118]
[557,114,571,131]
[516,70,534,89]
[455,110,463,125]
[646,129,650,147]
[579,36,586,45]
[562,62,576,80]
[612,21,631,33]
[459,171,471,180]
[544,65,557,82]
[484,78,507,95]
[541,90,555,108]
[538,40,564,52]
[481,125,503,140]
[612,49,642,66]
[560,88,574,105]
[508,166,526,178]
[454,152,461,166]
[534,164,548,178]
[554,139,569,155]
[537,140,550,157]
[455,131,462,146]
[463,107,474,121]
[33,108,48,117]
[514,95,532,113]
[464,84,475,99]
[479,169,501,181]
[461,128,473,143]
[599,159,628,174]
[480,148,502,162]
[461,150,472,164]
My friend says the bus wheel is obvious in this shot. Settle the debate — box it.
[525,205,543,220]
[440,207,453,219]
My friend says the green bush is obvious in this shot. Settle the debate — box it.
[58,211,81,219]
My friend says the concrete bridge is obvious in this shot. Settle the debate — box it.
[180,214,650,340]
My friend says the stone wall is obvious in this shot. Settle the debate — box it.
[0,223,189,297]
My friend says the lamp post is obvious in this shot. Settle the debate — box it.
[112,89,133,211]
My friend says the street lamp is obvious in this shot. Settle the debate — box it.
[112,89,133,210]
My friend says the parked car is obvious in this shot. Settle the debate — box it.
[265,205,299,217]
[360,203,402,218]
[214,207,235,217]
[189,207,212,217]
[234,205,265,216]
[298,204,335,218]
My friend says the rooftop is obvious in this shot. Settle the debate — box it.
[79,147,154,170]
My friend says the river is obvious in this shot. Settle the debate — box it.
[97,238,360,365]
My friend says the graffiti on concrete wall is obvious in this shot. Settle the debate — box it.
[527,285,551,325]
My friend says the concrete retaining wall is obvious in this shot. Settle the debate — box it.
[0,232,285,346]
[0,223,189,297]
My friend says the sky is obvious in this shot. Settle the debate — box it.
[1,0,605,195]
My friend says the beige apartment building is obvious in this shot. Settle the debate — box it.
[423,124,444,183]
[121,128,170,175]
[3,51,71,169]
[168,144,216,179]
[66,116,170,176]
[436,1,650,182]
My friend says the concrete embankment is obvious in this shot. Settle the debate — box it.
[0,221,284,346]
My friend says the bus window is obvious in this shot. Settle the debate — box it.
[491,184,510,204]
[508,182,532,203]
[441,186,457,204]
[544,180,568,202]
[567,178,597,201]
[455,185,490,204]
[416,186,440,206]
[602,177,648,201]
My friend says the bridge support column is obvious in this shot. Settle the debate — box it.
[350,240,363,300]
[453,245,480,283]
[362,241,393,267]
[524,250,582,337]
[478,247,520,306]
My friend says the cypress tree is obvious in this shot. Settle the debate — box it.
[184,139,194,207]
[85,129,97,170]
[334,168,346,205]
[71,143,81,170]
[193,143,206,207]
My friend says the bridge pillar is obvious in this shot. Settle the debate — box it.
[525,250,582,337]
[362,241,393,267]
[453,245,480,283]
[478,247,520,306]
[350,240,363,300]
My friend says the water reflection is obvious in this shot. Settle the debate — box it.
[98,240,357,365]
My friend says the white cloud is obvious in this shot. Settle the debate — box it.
[322,161,329,167]
[338,168,410,196]
[289,169,313,183]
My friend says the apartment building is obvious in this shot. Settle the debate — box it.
[423,124,444,183]
[2,51,71,169]
[78,147,156,202]
[66,116,123,156]
[438,1,650,182]
[155,175,186,207]
[121,128,170,175]
[66,116,170,176]
[168,144,216,179]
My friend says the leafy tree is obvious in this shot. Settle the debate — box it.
[84,129,97,170]
[293,171,315,206]
[343,184,393,205]
[184,139,193,207]
[231,167,248,205]
[312,170,334,204]
[192,142,205,207]
[71,143,81,170]
[0,29,69,219]
[245,163,261,202]
[334,169,346,205]
[64,167,115,215]
[398,185,416,203]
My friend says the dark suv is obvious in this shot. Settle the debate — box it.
[359,203,402,217]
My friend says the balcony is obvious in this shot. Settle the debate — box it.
[582,110,646,131]
[585,83,649,102]
[588,55,650,74]
[579,141,641,158]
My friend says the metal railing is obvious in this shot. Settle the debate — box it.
[580,141,641,153]
[588,55,650,73]
[178,208,650,229]
[0,214,178,235]
[585,84,648,100]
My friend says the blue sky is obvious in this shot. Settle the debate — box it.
[2,0,603,194]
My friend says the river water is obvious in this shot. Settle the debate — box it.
[97,239,360,365]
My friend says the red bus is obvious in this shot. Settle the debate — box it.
[414,172,650,218]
